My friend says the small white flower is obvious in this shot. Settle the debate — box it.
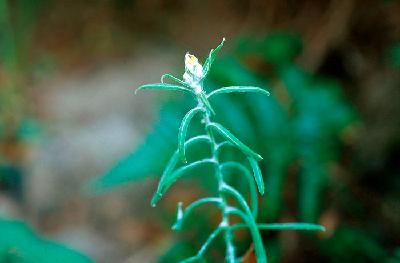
[183,53,204,94]
[185,53,203,79]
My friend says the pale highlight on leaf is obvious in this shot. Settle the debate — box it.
[207,86,270,99]
[135,83,192,94]
[161,74,190,88]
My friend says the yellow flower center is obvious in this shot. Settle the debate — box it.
[185,53,198,66]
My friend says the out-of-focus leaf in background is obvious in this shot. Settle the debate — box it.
[0,218,92,263]
[235,32,303,67]
[90,102,183,191]
[386,42,400,67]
[320,226,396,263]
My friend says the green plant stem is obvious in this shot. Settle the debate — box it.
[201,103,236,263]
[198,88,268,262]
[222,185,267,263]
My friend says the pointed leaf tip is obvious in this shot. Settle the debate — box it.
[172,202,184,231]
[151,192,162,207]
[248,157,265,195]
[203,39,226,77]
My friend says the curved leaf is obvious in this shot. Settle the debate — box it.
[215,141,234,157]
[161,74,190,88]
[214,94,256,145]
[178,108,203,163]
[151,159,216,206]
[172,198,222,230]
[207,86,269,99]
[135,83,192,94]
[207,122,262,161]
[231,223,325,232]
[220,162,258,217]
[203,38,226,77]
[222,185,267,263]
[162,135,210,182]
[247,157,265,195]
[152,135,211,206]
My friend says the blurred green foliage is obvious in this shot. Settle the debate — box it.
[321,226,400,263]
[0,218,92,263]
[0,0,43,196]
[0,0,43,165]
[0,2,91,262]
[387,42,400,67]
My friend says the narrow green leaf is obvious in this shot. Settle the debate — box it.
[151,159,216,206]
[0,218,93,262]
[257,223,325,231]
[172,197,222,231]
[207,122,263,161]
[231,223,325,232]
[178,108,203,163]
[222,185,267,263]
[214,95,256,145]
[160,136,210,183]
[215,141,234,157]
[220,162,258,217]
[151,135,211,206]
[161,74,191,88]
[207,86,270,99]
[247,157,265,195]
[198,91,215,115]
[135,83,192,94]
[203,38,226,77]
